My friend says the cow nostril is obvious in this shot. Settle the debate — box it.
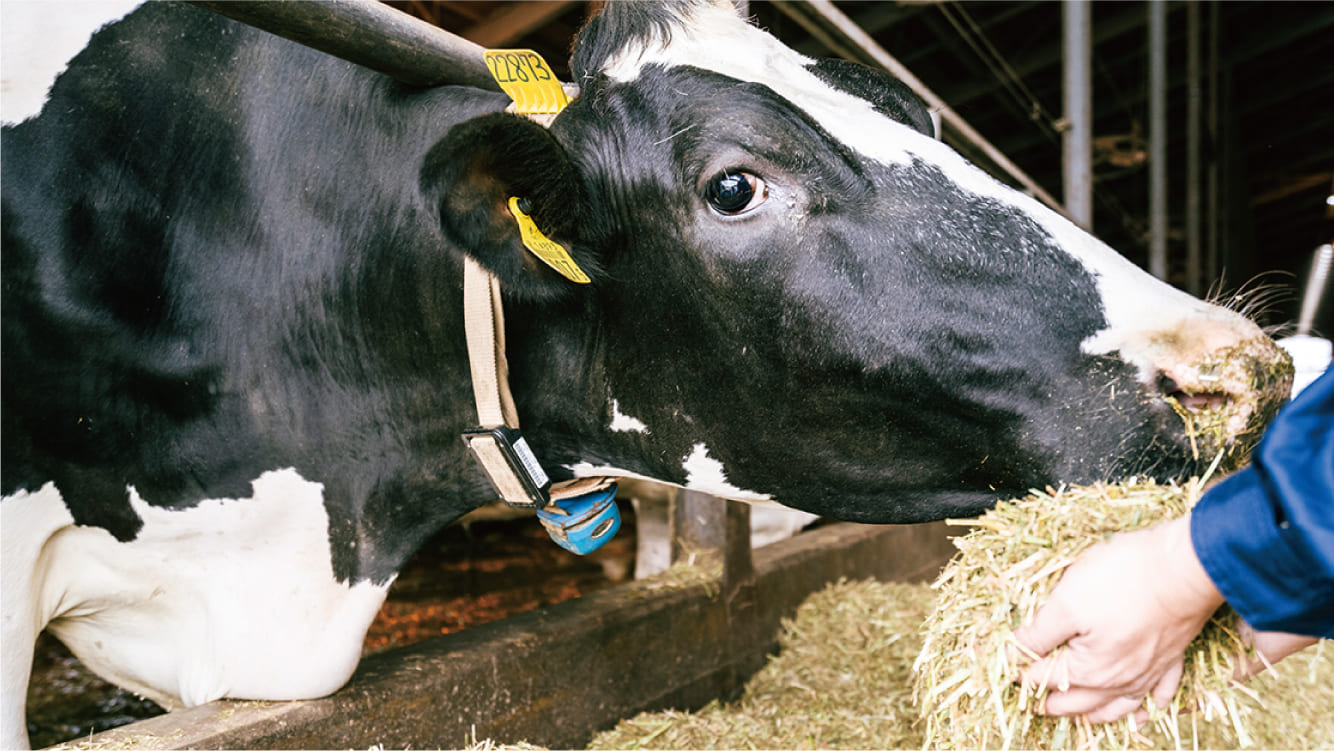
[1156,373,1181,395]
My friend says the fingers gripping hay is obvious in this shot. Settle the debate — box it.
[912,479,1276,750]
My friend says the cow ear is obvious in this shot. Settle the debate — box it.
[421,112,596,301]
[808,59,935,138]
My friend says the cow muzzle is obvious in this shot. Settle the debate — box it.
[1148,328,1292,468]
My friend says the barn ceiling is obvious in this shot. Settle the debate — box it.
[393,0,1333,332]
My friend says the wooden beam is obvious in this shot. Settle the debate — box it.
[1250,172,1334,207]
[464,1,576,48]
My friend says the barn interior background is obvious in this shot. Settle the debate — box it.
[394,0,1334,335]
[11,0,1334,747]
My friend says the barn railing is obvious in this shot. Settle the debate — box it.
[188,0,501,90]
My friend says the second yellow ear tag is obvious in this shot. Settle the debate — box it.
[508,197,590,284]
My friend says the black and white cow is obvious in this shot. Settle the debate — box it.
[1,1,1290,746]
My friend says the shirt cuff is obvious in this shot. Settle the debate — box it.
[1191,469,1334,638]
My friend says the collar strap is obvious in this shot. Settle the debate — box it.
[462,48,609,511]
[459,263,618,510]
[460,256,552,508]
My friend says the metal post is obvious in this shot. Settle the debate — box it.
[1206,1,1221,287]
[669,490,755,610]
[670,490,727,565]
[1298,244,1334,337]
[723,501,755,610]
[1185,2,1203,296]
[1148,0,1169,281]
[1063,0,1094,231]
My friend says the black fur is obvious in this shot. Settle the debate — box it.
[2,2,509,581]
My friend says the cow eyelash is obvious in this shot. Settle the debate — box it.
[705,170,768,216]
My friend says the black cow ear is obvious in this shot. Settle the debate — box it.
[421,112,595,301]
[808,59,934,138]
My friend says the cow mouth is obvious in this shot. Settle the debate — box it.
[1159,379,1240,464]
[1153,339,1293,469]
[1161,386,1230,412]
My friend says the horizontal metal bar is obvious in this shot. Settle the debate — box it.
[188,0,502,91]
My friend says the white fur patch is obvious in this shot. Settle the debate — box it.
[682,443,773,501]
[1,0,144,125]
[564,462,664,485]
[600,1,912,168]
[609,399,649,433]
[598,0,1264,383]
[2,484,75,748]
[2,469,389,747]
[564,457,777,504]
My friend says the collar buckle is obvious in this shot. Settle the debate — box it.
[461,425,550,509]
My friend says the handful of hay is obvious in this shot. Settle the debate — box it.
[912,478,1269,750]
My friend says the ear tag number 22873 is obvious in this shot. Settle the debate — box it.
[484,49,569,114]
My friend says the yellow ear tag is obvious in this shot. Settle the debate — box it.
[484,49,570,114]
[508,197,590,284]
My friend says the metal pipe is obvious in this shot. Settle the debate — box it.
[1062,0,1094,231]
[188,0,502,92]
[1148,0,1168,281]
[1186,2,1202,296]
[801,0,1070,219]
[1206,0,1221,287]
[1298,244,1334,336]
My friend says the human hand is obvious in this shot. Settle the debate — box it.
[1233,625,1319,681]
[1013,515,1225,724]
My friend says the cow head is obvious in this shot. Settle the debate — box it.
[423,0,1291,523]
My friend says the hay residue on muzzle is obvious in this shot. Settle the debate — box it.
[1164,340,1292,470]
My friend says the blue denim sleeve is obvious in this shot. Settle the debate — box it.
[1190,368,1334,639]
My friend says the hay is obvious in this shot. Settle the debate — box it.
[912,478,1326,750]
[589,579,933,750]
[590,558,1331,751]
[463,734,546,751]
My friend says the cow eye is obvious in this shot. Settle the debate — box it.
[706,171,767,215]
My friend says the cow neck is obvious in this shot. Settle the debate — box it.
[461,73,611,510]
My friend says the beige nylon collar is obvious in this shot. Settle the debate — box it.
[459,70,605,509]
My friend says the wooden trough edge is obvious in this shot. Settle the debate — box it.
[67,520,956,750]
